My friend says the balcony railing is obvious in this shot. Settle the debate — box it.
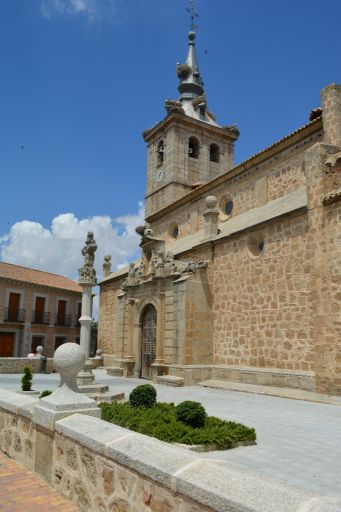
[55,313,72,327]
[31,311,50,324]
[3,307,25,323]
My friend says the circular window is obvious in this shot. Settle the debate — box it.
[169,222,179,239]
[246,233,265,258]
[219,195,233,221]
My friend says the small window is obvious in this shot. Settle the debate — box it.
[169,222,179,239]
[188,137,199,159]
[218,195,233,221]
[247,233,265,258]
[210,143,220,163]
[157,140,164,166]
[224,200,233,216]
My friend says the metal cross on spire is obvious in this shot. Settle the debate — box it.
[186,0,199,31]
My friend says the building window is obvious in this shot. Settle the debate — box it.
[157,140,164,166]
[54,336,67,351]
[32,296,49,324]
[188,137,199,159]
[247,233,265,258]
[210,143,220,163]
[55,300,71,326]
[169,222,179,239]
[6,292,25,322]
[218,195,234,222]
[31,335,45,353]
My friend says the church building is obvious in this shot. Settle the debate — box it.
[98,30,341,396]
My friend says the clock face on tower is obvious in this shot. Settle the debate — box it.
[156,169,164,182]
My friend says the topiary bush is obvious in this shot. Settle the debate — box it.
[39,389,53,398]
[176,400,207,429]
[21,366,33,391]
[129,384,157,408]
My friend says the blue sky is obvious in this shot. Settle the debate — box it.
[0,0,340,281]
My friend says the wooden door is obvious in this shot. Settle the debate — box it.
[57,300,66,325]
[0,333,14,356]
[8,293,20,321]
[140,304,157,380]
[35,297,45,323]
[31,336,44,353]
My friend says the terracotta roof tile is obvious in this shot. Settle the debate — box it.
[0,261,82,293]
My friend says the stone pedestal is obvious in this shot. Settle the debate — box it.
[33,343,100,430]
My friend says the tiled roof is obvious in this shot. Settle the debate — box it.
[0,261,82,293]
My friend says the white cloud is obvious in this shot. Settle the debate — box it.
[41,0,121,23]
[0,202,145,318]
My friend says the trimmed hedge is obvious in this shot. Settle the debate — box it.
[100,401,256,449]
[129,384,157,408]
[39,389,53,398]
[21,366,32,391]
[176,400,207,428]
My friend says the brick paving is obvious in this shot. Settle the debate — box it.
[0,451,79,512]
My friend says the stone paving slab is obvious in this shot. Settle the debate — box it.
[0,451,79,511]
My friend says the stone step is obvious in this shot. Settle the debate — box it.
[107,367,124,377]
[87,392,125,404]
[157,375,184,387]
[78,384,109,394]
[199,380,341,406]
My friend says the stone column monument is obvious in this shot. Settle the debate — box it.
[77,231,97,386]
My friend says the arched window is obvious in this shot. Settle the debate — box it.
[157,140,164,166]
[188,136,199,159]
[210,143,220,163]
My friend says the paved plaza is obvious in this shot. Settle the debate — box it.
[0,370,341,498]
[0,450,79,511]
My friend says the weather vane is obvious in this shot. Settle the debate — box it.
[186,0,199,31]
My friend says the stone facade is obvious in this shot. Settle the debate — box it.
[98,31,341,396]
[0,263,82,358]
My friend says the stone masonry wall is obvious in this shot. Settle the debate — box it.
[212,213,314,371]
[149,131,321,243]
[0,357,54,374]
[98,277,125,357]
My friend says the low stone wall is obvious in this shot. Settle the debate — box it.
[0,357,54,374]
[0,388,339,512]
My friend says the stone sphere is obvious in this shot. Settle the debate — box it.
[54,343,85,376]
[188,31,196,41]
[104,254,111,262]
[96,349,102,357]
[205,195,218,209]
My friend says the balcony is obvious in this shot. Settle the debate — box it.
[3,307,25,323]
[31,311,50,325]
[54,313,72,327]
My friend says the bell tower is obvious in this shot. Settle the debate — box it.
[143,30,239,219]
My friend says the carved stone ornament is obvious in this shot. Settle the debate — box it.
[121,250,208,289]
[78,231,97,286]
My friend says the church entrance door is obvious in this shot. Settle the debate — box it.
[140,304,157,380]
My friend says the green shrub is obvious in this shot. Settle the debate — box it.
[129,384,157,408]
[21,366,33,391]
[100,402,256,449]
[39,389,53,398]
[176,400,207,429]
